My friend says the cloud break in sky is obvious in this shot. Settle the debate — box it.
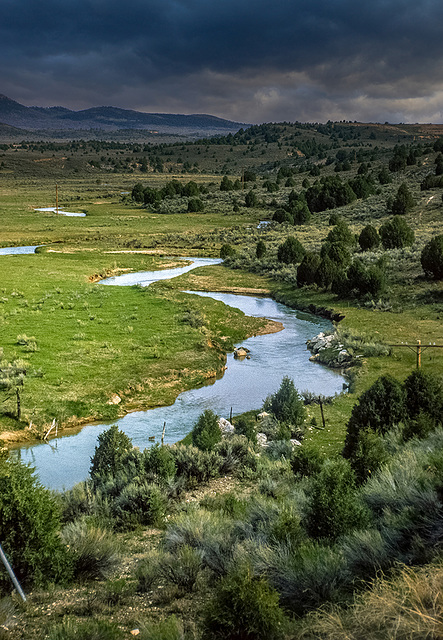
[2,0,443,124]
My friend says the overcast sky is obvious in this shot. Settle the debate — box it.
[2,0,443,124]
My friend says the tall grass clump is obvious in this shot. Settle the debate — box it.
[301,562,443,640]
[46,617,124,640]
[137,615,185,640]
[61,519,121,580]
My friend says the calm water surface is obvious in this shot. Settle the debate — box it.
[35,207,86,217]
[0,246,41,255]
[15,259,344,490]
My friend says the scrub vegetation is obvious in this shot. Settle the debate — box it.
[1,120,443,638]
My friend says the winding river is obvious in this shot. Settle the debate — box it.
[14,257,345,491]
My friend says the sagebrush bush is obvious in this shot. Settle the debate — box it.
[215,434,256,474]
[135,550,162,592]
[112,481,167,529]
[254,541,348,615]
[171,444,221,485]
[61,519,121,580]
[60,481,111,524]
[165,509,235,577]
[203,562,286,640]
[158,545,202,591]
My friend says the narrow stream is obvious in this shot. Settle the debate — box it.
[14,258,344,491]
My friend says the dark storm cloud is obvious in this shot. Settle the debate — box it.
[2,0,443,122]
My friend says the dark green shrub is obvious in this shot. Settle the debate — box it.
[404,369,443,421]
[203,563,286,640]
[348,428,390,485]
[264,377,306,428]
[320,241,352,268]
[143,187,161,206]
[192,410,222,451]
[326,220,356,246]
[290,201,311,225]
[187,197,204,212]
[297,252,321,287]
[61,520,121,580]
[220,175,234,191]
[131,183,144,203]
[245,190,258,207]
[315,255,341,288]
[349,174,376,199]
[347,259,387,297]
[256,240,266,259]
[272,208,293,224]
[220,243,237,259]
[305,458,370,541]
[359,224,380,251]
[421,235,443,279]
[328,212,343,225]
[378,166,392,184]
[390,182,415,215]
[343,375,406,460]
[142,444,176,482]
[402,412,438,441]
[183,180,200,197]
[90,425,133,482]
[379,216,415,249]
[290,444,324,478]
[277,236,305,264]
[235,416,257,444]
[0,458,72,591]
[305,175,356,213]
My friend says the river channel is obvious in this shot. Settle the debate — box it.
[14,257,345,491]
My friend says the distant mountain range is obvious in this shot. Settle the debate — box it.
[0,94,248,136]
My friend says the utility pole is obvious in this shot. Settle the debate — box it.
[55,183,59,215]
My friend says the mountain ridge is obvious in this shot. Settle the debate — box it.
[0,94,249,134]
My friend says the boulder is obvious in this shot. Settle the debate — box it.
[107,393,122,405]
[234,347,250,359]
[219,417,234,435]
[257,432,268,448]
